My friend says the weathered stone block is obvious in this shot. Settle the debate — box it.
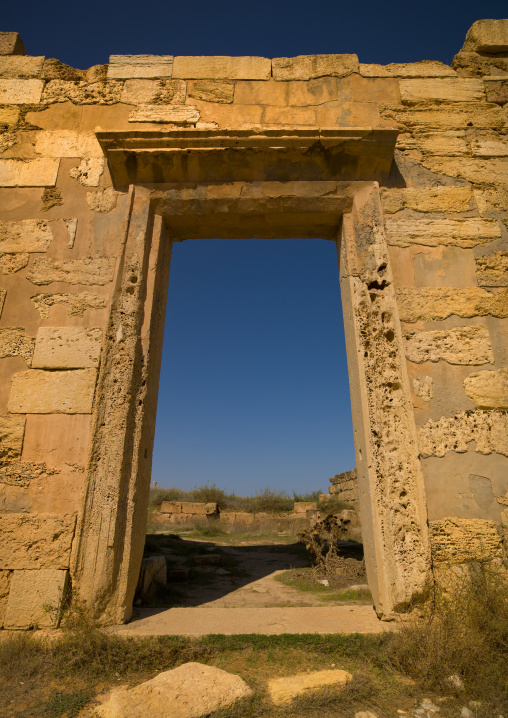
[383,103,506,131]
[0,289,5,317]
[0,32,25,56]
[0,106,20,126]
[173,56,270,80]
[0,414,26,460]
[268,669,351,705]
[0,78,43,103]
[34,130,103,158]
[476,252,508,287]
[0,513,76,569]
[128,105,200,124]
[32,327,102,369]
[404,325,494,365]
[3,569,69,628]
[430,518,503,564]
[0,159,59,187]
[461,19,508,53]
[27,257,115,286]
[470,136,508,157]
[397,288,508,323]
[0,460,50,487]
[0,328,35,364]
[0,253,28,274]
[360,61,456,77]
[464,368,508,410]
[399,78,484,104]
[395,131,467,156]
[30,292,107,318]
[188,80,234,103]
[160,501,181,514]
[422,157,508,186]
[272,54,359,80]
[69,158,104,187]
[0,570,11,627]
[8,368,96,414]
[0,56,44,78]
[41,58,85,81]
[108,55,174,79]
[418,410,508,458]
[121,79,186,105]
[42,80,123,105]
[0,219,53,253]
[484,79,508,105]
[385,218,500,248]
[294,502,317,514]
[86,187,119,213]
[381,187,472,214]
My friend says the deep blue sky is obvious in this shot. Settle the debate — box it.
[5,0,505,495]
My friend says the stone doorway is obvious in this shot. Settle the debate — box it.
[69,129,431,625]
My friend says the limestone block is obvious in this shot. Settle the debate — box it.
[0,158,59,187]
[34,130,103,158]
[32,327,102,369]
[464,368,508,410]
[294,502,317,514]
[179,502,208,515]
[422,157,508,186]
[27,257,115,286]
[93,662,252,718]
[30,292,107,318]
[69,158,104,187]
[430,518,503,564]
[461,19,508,53]
[383,103,506,131]
[0,219,53,253]
[399,78,484,104]
[381,187,472,214]
[188,80,234,103]
[0,106,20,126]
[0,328,35,364]
[360,61,456,77]
[0,289,5,317]
[137,555,167,599]
[0,414,26,459]
[385,218,500,248]
[0,32,25,56]
[452,52,508,77]
[173,55,270,80]
[404,325,494,365]
[418,410,508,458]
[160,501,181,514]
[0,460,50,487]
[120,78,186,105]
[86,187,119,213]
[0,56,44,78]
[0,570,11,627]
[42,80,123,105]
[396,288,508,323]
[396,132,467,156]
[272,54,359,80]
[476,252,508,287]
[484,79,508,105]
[8,368,97,414]
[128,105,200,124]
[3,569,69,628]
[108,55,174,79]
[0,513,76,569]
[268,670,351,705]
[470,137,508,157]
[0,78,43,103]
[41,58,85,82]
[0,253,29,273]
[474,186,508,215]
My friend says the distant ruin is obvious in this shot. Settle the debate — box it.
[0,20,507,628]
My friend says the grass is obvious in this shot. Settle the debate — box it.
[274,568,372,603]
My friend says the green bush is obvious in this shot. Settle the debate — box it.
[190,482,229,509]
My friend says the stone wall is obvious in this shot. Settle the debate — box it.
[329,469,359,506]
[0,20,506,626]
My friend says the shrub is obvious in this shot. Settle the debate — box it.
[250,487,294,514]
[190,482,229,509]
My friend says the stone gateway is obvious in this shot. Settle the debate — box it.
[0,20,507,628]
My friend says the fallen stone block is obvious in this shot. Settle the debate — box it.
[93,662,252,717]
[268,669,352,705]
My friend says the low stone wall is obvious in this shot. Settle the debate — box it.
[157,501,319,526]
[329,469,359,506]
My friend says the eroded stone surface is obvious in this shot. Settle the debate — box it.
[0,328,34,364]
[418,410,508,458]
[3,569,69,628]
[0,78,43,103]
[128,105,200,124]
[32,327,102,369]
[121,79,186,105]
[272,54,359,80]
[108,55,174,79]
[30,292,107,318]
[0,159,59,187]
[0,219,53,253]
[268,669,352,705]
[404,325,494,365]
[86,187,120,213]
[173,55,270,80]
[93,662,252,718]
[413,376,433,401]
[430,517,503,563]
[188,80,234,103]
[476,252,508,287]
[464,368,508,410]
[0,570,11,627]
[397,288,508,323]
[69,158,104,187]
[360,61,456,77]
[385,218,500,248]
[0,460,51,487]
[8,368,97,414]
[27,257,115,286]
[399,78,485,104]
[0,414,26,460]
[461,19,508,53]
[0,56,44,78]
[381,187,472,214]
[0,513,76,569]
[0,253,29,273]
[42,80,123,105]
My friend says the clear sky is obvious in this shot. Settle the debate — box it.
[4,0,505,495]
